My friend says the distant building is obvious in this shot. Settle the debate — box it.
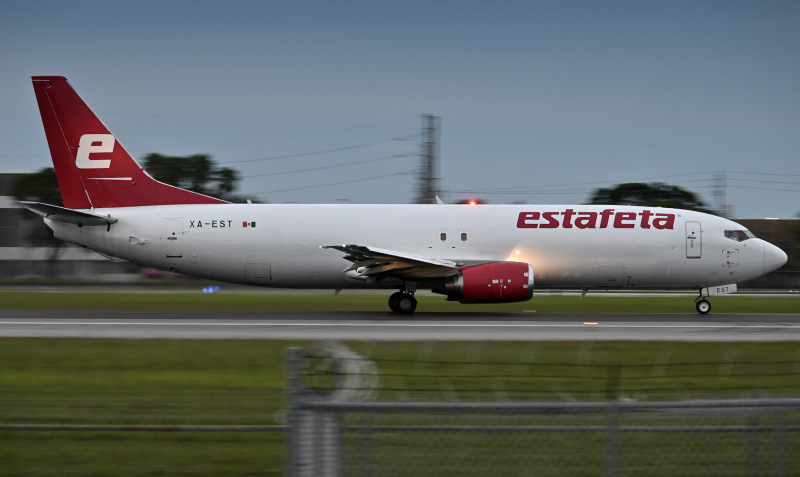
[0,173,138,279]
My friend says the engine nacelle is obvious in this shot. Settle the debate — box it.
[434,262,534,304]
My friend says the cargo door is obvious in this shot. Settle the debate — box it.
[685,221,702,259]
[244,263,271,285]
[598,266,626,287]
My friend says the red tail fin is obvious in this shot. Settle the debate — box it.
[31,76,227,209]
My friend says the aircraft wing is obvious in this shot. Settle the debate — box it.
[322,244,461,280]
[17,201,118,227]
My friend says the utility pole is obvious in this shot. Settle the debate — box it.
[416,114,439,204]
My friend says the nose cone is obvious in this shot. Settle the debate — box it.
[764,241,788,274]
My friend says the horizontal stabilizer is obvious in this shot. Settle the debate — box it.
[17,201,118,227]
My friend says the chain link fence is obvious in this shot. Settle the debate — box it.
[287,346,800,477]
[4,341,800,475]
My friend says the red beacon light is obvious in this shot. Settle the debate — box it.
[467,199,478,208]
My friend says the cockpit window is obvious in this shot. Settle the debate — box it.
[724,230,755,242]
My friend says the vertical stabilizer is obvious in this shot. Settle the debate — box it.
[31,76,228,208]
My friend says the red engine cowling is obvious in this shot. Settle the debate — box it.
[435,262,534,304]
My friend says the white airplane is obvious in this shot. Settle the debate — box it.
[20,76,788,314]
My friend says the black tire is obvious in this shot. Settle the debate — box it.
[388,292,403,313]
[696,299,711,314]
[389,292,417,314]
[396,294,417,314]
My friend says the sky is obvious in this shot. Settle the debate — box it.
[1,1,799,219]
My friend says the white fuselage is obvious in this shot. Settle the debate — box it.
[46,203,783,291]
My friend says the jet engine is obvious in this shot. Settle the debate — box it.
[434,262,534,304]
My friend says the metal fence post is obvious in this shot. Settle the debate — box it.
[287,345,351,477]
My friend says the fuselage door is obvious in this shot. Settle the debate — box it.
[165,219,183,258]
[686,221,702,259]
[598,266,626,287]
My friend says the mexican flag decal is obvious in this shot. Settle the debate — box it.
[243,221,256,228]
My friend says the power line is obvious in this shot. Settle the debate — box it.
[126,116,422,153]
[135,134,418,170]
[251,170,413,196]
[722,170,800,177]
[248,153,415,179]
[217,134,419,166]
[451,179,715,195]
[451,174,710,194]
[447,170,800,197]
[729,178,800,186]
[728,185,800,192]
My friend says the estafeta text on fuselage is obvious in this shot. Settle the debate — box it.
[516,209,676,230]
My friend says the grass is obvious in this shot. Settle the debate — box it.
[1,431,286,477]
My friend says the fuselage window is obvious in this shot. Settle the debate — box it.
[461,232,467,242]
[440,232,447,241]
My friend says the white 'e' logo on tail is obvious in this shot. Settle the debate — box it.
[76,134,114,169]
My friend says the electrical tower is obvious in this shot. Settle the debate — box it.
[416,114,440,204]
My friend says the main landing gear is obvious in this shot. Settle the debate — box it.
[695,294,711,314]
[389,290,417,314]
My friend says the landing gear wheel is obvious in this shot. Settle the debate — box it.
[388,292,417,314]
[696,299,711,314]
[388,292,402,312]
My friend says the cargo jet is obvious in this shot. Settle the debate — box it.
[20,76,788,314]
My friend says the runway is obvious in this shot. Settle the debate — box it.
[0,310,799,341]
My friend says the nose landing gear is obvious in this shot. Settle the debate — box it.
[695,296,711,314]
